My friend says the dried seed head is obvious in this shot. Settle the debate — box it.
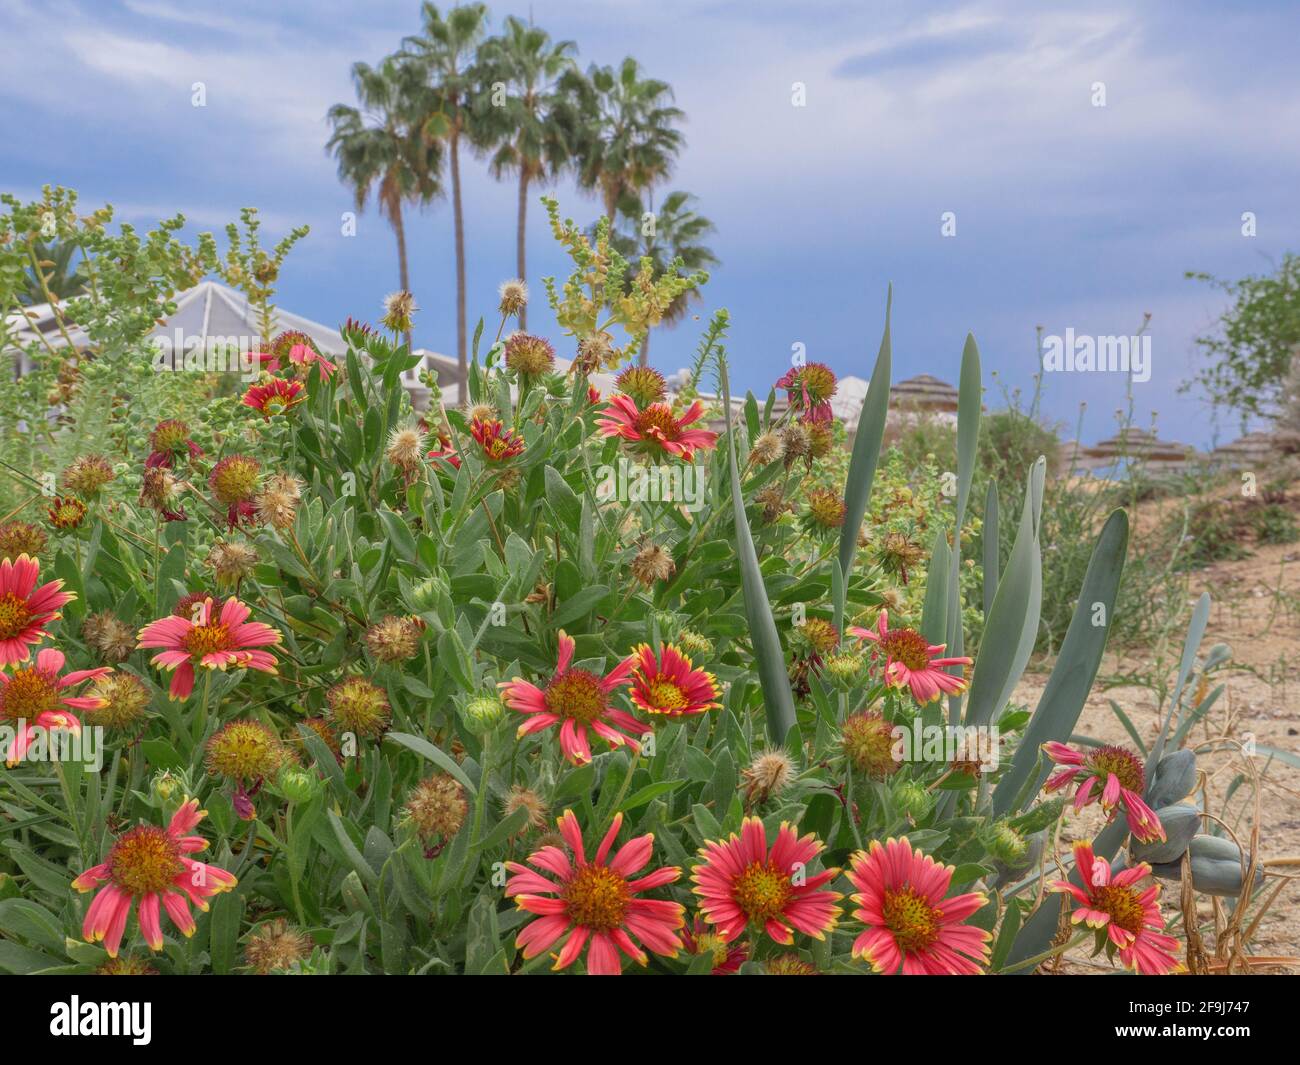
[381,290,417,334]
[498,279,528,317]
[0,521,46,561]
[780,423,812,464]
[501,784,548,832]
[841,710,898,780]
[757,486,790,524]
[403,773,468,845]
[385,423,427,472]
[504,333,556,377]
[615,365,667,407]
[61,454,115,497]
[630,541,676,587]
[206,540,259,589]
[749,431,785,466]
[326,676,391,739]
[82,612,137,663]
[244,918,314,975]
[806,489,847,530]
[85,673,151,731]
[365,615,422,664]
[139,466,181,514]
[742,749,796,806]
[254,474,303,531]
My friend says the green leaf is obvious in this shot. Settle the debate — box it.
[719,358,797,745]
[838,287,892,591]
[385,732,477,794]
[992,509,1128,815]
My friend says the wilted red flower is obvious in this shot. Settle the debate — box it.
[145,420,202,469]
[596,396,718,462]
[1043,742,1165,844]
[851,610,972,705]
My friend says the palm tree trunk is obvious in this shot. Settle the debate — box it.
[393,203,412,352]
[516,169,529,330]
[450,129,467,389]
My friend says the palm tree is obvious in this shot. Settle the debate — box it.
[472,16,578,329]
[402,1,489,383]
[566,57,684,222]
[20,240,87,306]
[612,190,718,365]
[326,57,442,349]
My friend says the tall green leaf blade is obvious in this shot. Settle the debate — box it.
[719,358,797,745]
[982,482,999,617]
[965,458,1044,728]
[837,287,892,594]
[992,509,1128,815]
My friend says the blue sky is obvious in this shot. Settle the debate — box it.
[3,0,1297,448]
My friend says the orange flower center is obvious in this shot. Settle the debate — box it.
[1084,745,1145,795]
[1092,883,1146,936]
[881,886,941,953]
[210,458,260,504]
[108,825,185,896]
[0,592,33,640]
[544,670,607,723]
[645,678,688,712]
[634,404,680,442]
[563,864,630,932]
[0,667,60,721]
[732,861,793,923]
[879,627,933,672]
[183,622,232,659]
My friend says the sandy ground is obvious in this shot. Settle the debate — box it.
[1012,527,1300,974]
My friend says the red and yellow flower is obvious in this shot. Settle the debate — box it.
[846,837,991,975]
[1051,841,1180,975]
[627,643,722,718]
[506,810,684,975]
[596,395,718,462]
[851,609,972,705]
[681,916,748,974]
[0,647,111,764]
[470,416,526,463]
[499,631,640,765]
[692,817,841,945]
[1043,741,1165,843]
[242,377,305,417]
[136,596,281,700]
[72,798,237,957]
[0,554,73,667]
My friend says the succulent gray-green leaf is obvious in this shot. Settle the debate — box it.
[1130,804,1201,864]
[1146,749,1197,809]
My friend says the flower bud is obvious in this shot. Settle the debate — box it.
[893,779,933,821]
[460,694,504,735]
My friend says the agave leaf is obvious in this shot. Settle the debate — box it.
[1149,592,1211,766]
[991,509,1128,815]
[943,336,982,724]
[836,286,892,597]
[964,458,1045,729]
[982,482,999,617]
[920,528,951,646]
[719,358,797,745]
